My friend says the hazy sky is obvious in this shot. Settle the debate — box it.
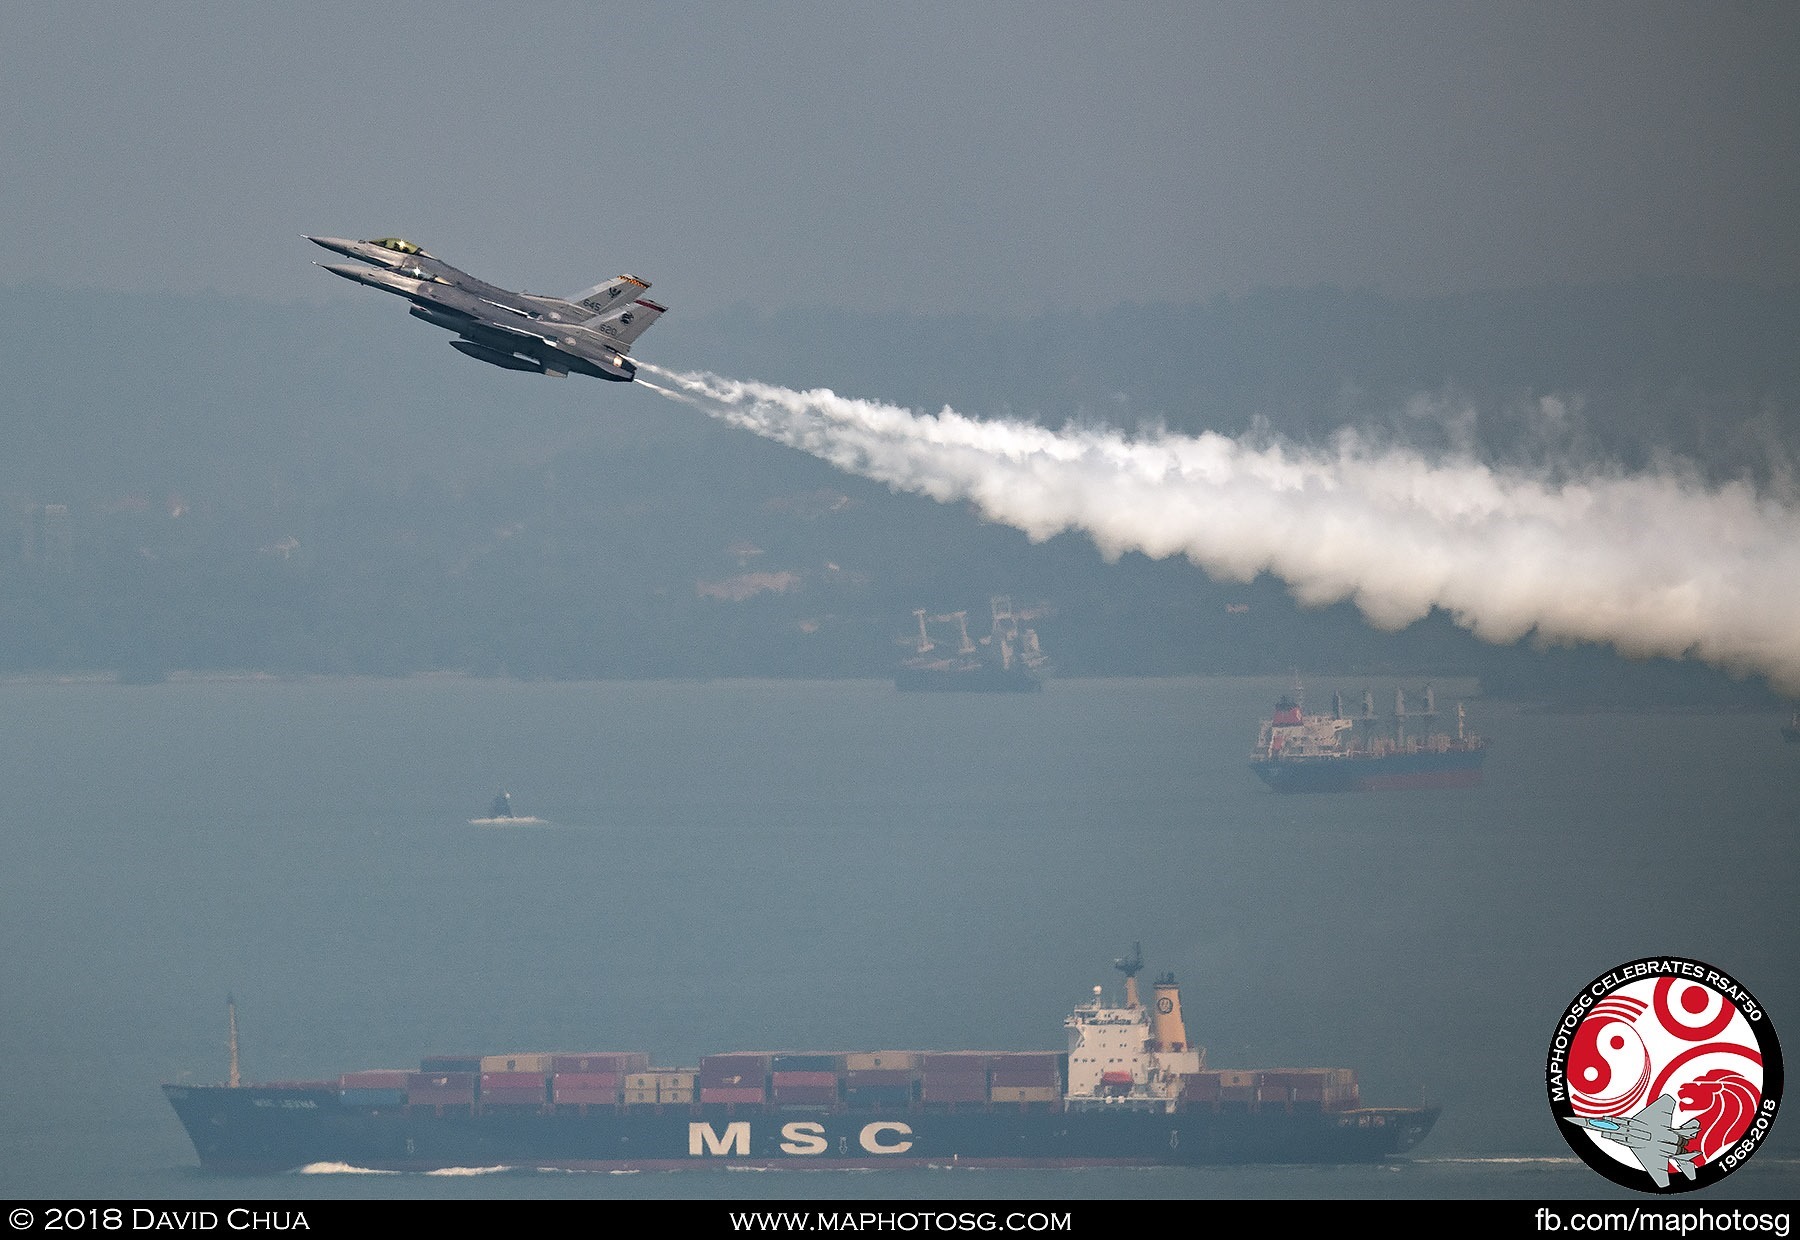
[3,2,1796,317]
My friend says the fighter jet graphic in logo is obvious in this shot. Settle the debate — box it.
[1563,1094,1701,1188]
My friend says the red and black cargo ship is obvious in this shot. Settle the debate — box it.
[163,950,1439,1172]
[1250,685,1487,793]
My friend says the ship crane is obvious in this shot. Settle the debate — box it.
[911,609,933,654]
[923,611,977,655]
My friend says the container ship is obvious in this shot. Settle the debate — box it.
[1250,686,1486,793]
[163,947,1438,1172]
[895,596,1048,692]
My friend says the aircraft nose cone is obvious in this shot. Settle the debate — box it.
[307,236,361,258]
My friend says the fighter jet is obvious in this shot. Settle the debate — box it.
[306,236,665,381]
[1563,1095,1702,1188]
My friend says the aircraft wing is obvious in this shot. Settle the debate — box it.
[1629,1096,1679,1188]
[1633,1148,1672,1190]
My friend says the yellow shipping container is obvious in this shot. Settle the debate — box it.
[1218,1070,1258,1089]
[659,1087,695,1104]
[844,1052,921,1072]
[625,1074,657,1092]
[623,1089,657,1105]
[481,1053,555,1074]
[655,1072,697,1090]
[989,1085,1059,1103]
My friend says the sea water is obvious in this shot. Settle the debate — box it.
[1,675,1794,1201]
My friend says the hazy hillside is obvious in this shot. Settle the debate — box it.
[1,277,1793,705]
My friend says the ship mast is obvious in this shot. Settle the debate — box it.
[227,993,240,1088]
[1113,941,1144,1009]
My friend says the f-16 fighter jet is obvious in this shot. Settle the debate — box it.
[307,236,664,381]
[1563,1095,1702,1188]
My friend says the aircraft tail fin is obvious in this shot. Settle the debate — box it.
[582,297,668,353]
[566,274,650,318]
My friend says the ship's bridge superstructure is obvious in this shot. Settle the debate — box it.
[1254,693,1356,760]
[1063,957,1203,1111]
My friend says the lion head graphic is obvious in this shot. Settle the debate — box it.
[1677,1069,1760,1164]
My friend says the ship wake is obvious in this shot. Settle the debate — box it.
[638,366,1800,694]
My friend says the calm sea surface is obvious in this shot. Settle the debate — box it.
[1,676,1794,1201]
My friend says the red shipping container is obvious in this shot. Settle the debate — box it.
[845,1069,913,1087]
[405,1072,475,1105]
[771,1084,838,1105]
[1181,1074,1222,1101]
[550,1072,622,1101]
[340,1070,409,1090]
[481,1071,547,1092]
[770,1071,837,1088]
[551,1073,619,1104]
[552,1072,619,1089]
[481,1087,547,1106]
[920,1074,988,1102]
[699,1087,765,1105]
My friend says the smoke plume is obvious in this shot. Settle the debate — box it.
[639,365,1800,694]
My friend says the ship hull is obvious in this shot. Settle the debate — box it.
[162,1085,1437,1173]
[1250,748,1485,793]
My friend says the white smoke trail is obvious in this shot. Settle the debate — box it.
[639,365,1800,694]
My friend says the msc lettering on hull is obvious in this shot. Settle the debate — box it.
[689,1120,915,1157]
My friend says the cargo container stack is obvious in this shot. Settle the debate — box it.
[698,1053,769,1108]
[404,1071,475,1112]
[1178,1068,1361,1113]
[768,1053,842,1107]
[475,1052,549,1110]
[841,1052,918,1109]
[337,1070,407,1108]
[988,1052,1060,1106]
[918,1053,989,1109]
[549,1053,648,1110]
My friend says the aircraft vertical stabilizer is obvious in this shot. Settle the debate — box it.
[582,298,668,352]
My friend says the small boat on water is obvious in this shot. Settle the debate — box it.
[468,791,546,826]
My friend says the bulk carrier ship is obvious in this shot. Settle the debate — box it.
[163,948,1438,1172]
[1250,685,1487,793]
